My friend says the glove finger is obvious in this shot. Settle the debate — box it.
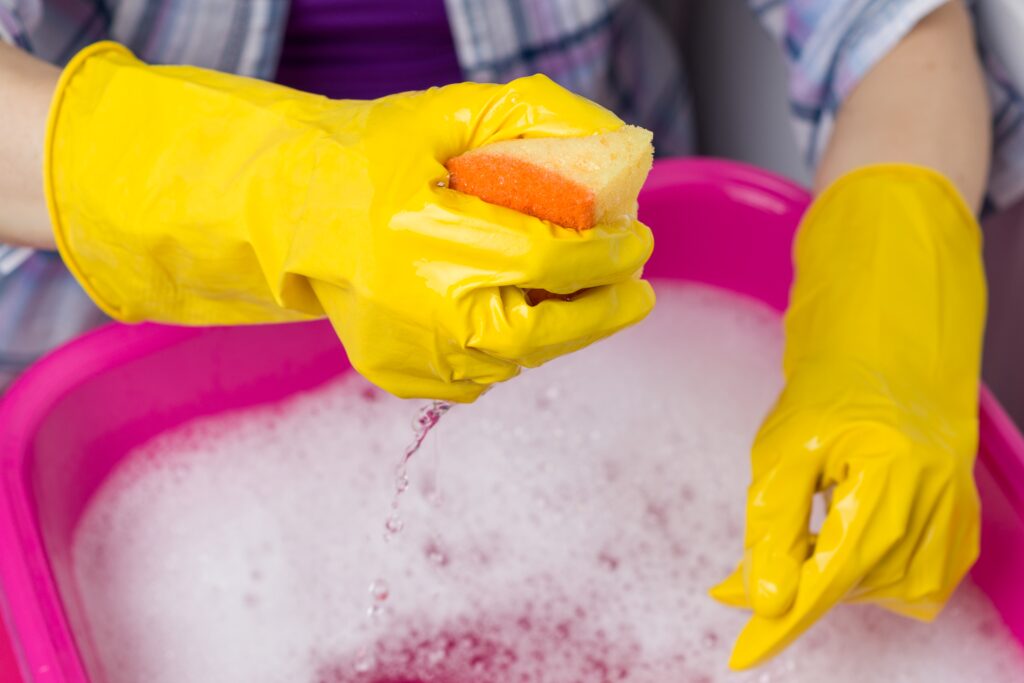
[710,532,821,610]
[408,76,623,158]
[346,328,519,402]
[464,74,625,145]
[390,196,652,295]
[709,566,750,608]
[847,478,979,620]
[727,458,910,670]
[313,280,519,401]
[367,372,498,403]
[842,471,944,606]
[469,279,655,367]
[742,448,821,618]
[524,219,654,294]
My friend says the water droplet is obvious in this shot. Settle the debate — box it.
[369,579,389,602]
[395,468,409,493]
[701,631,719,648]
[384,515,404,535]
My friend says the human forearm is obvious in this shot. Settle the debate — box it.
[816,1,990,210]
[0,42,59,249]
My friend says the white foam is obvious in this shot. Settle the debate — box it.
[70,281,1024,683]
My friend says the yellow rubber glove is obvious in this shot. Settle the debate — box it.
[45,42,655,402]
[710,164,986,669]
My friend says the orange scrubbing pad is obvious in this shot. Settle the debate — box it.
[445,125,654,231]
[445,125,654,304]
[447,155,597,230]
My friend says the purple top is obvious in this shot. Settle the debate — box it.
[275,0,464,100]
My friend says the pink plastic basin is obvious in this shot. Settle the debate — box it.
[2,158,1023,682]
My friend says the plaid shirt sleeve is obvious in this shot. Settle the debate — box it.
[749,0,948,167]
[749,0,1024,211]
[980,35,1024,210]
[0,0,112,389]
[0,0,32,49]
[1,0,40,295]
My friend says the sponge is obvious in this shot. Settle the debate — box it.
[445,125,654,231]
[445,125,653,305]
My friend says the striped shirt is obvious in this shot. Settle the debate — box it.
[1,0,1022,388]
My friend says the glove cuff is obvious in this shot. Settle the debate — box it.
[45,42,138,319]
[785,163,986,415]
[44,41,326,324]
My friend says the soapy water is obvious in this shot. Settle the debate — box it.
[69,282,1024,683]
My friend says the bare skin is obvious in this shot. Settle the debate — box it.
[816,1,990,209]
[0,41,59,248]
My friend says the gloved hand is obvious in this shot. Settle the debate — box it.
[45,42,655,402]
[710,164,986,669]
